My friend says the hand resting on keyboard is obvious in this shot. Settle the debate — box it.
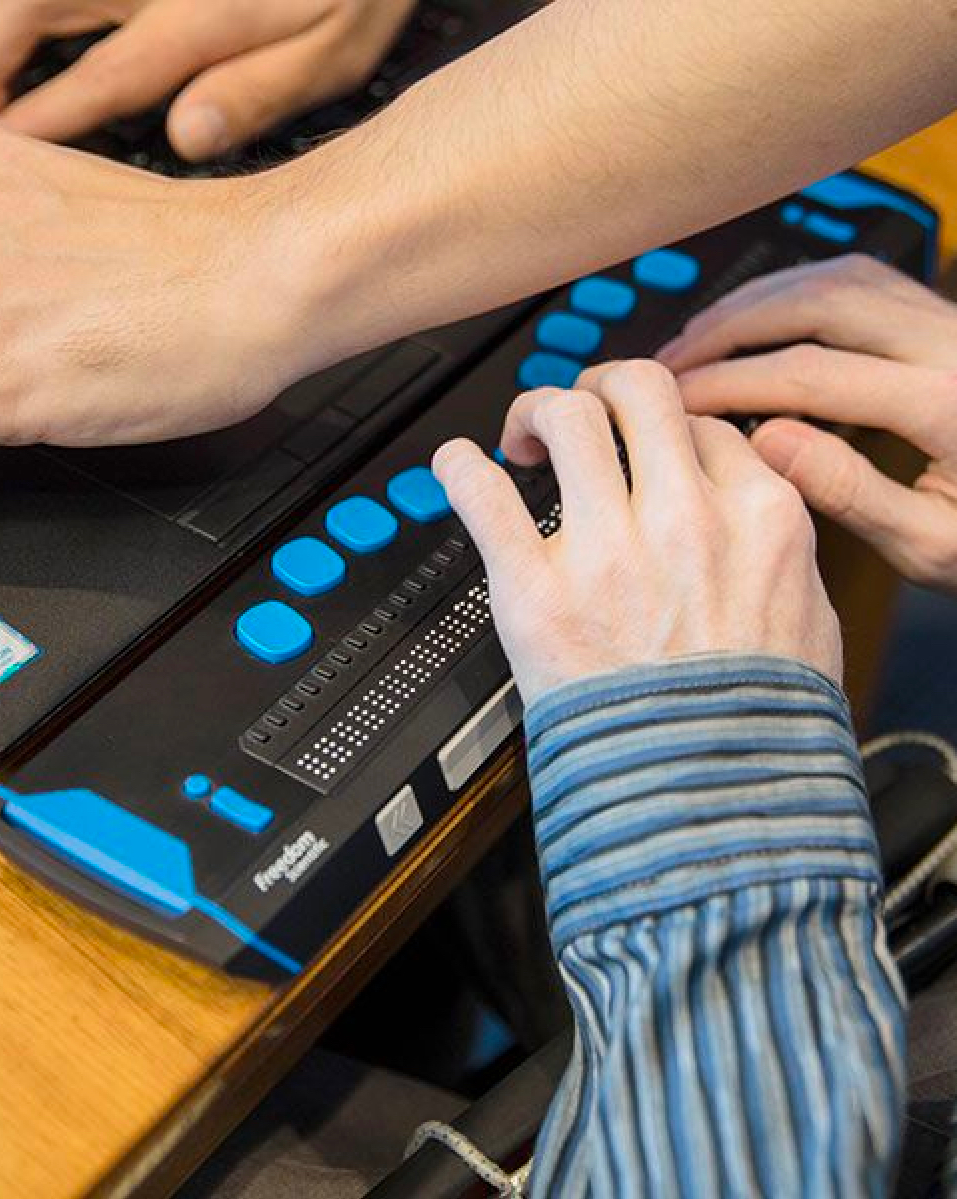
[0,0,415,160]
[660,254,957,596]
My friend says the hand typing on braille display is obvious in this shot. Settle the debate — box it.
[661,254,957,595]
[0,0,415,160]
[432,360,842,706]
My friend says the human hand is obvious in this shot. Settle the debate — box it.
[0,131,343,446]
[432,361,842,706]
[0,0,416,160]
[659,255,957,593]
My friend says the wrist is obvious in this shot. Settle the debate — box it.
[247,115,431,384]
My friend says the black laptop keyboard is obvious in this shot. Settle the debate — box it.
[12,1,525,177]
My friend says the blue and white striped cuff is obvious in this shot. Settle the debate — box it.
[525,655,881,952]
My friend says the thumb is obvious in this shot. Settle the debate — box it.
[167,24,361,161]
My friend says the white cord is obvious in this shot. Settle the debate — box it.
[862,731,957,780]
[861,731,957,918]
[405,1120,532,1197]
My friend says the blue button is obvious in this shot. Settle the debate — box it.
[183,774,213,802]
[569,276,637,321]
[386,467,452,524]
[633,249,701,292]
[0,784,196,915]
[272,537,346,597]
[517,352,582,392]
[326,496,399,554]
[781,202,805,226]
[210,786,274,834]
[803,211,857,245]
[536,312,603,359]
[235,601,314,664]
[800,172,937,279]
[492,448,507,466]
[800,173,933,231]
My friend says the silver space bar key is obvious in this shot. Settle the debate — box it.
[438,681,524,792]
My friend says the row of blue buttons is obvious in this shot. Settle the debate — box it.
[517,248,702,392]
[235,466,453,665]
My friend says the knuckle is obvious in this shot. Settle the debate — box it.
[604,358,676,396]
[77,41,138,93]
[695,413,737,442]
[539,389,605,436]
[777,343,828,391]
[814,450,868,523]
[656,488,713,542]
[746,474,814,534]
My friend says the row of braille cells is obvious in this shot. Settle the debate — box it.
[235,466,455,666]
[517,248,702,392]
[235,248,702,667]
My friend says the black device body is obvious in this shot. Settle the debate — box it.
[0,6,941,981]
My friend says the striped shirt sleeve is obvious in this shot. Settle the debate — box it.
[525,655,906,1199]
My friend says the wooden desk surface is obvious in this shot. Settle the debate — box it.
[3,116,957,1199]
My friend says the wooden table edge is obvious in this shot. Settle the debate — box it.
[91,748,529,1199]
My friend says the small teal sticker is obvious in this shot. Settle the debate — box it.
[0,619,40,683]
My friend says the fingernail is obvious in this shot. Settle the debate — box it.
[432,438,474,477]
[172,104,229,159]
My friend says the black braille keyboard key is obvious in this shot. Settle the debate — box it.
[334,344,440,421]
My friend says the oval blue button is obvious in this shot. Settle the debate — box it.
[517,352,582,392]
[536,311,603,359]
[569,276,637,321]
[235,601,314,664]
[182,774,213,802]
[325,496,399,554]
[803,211,857,245]
[210,786,274,834]
[633,249,701,292]
[386,467,452,524]
[272,537,346,597]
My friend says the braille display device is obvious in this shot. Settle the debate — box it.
[0,4,940,979]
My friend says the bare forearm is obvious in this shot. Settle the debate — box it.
[274,0,957,368]
[5,0,955,448]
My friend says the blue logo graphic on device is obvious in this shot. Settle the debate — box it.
[0,619,41,683]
